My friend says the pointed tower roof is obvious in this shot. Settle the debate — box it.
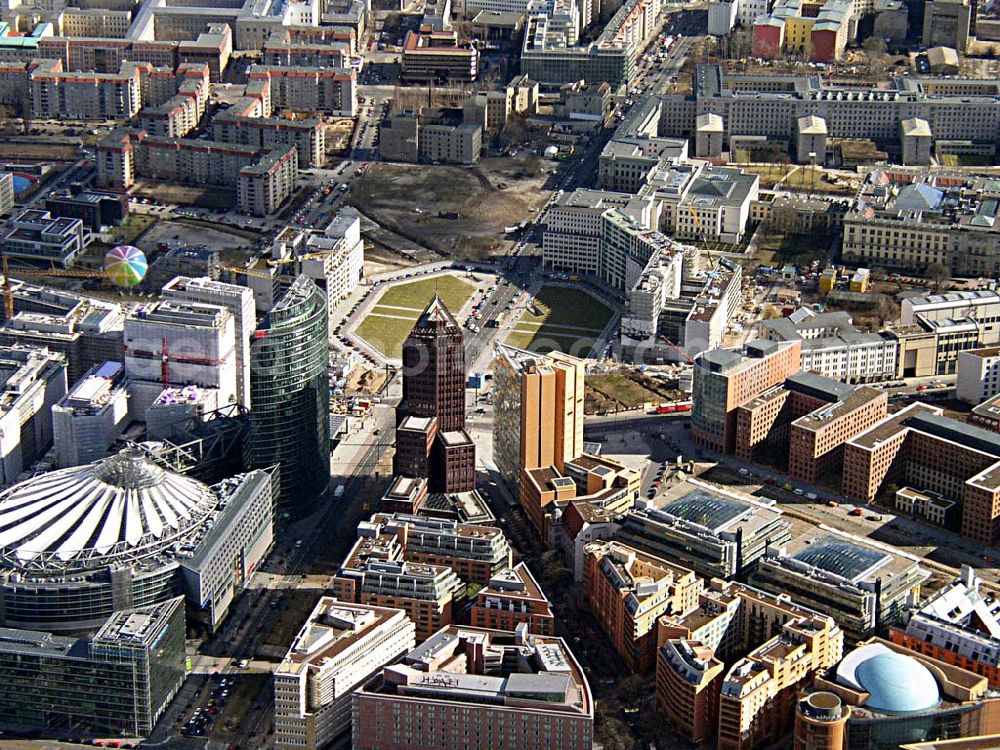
[413,293,461,331]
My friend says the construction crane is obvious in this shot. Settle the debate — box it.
[658,333,693,364]
[222,265,275,281]
[3,256,109,321]
[265,247,340,268]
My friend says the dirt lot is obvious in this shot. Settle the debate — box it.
[132,180,237,209]
[325,118,355,153]
[136,219,254,261]
[347,157,551,260]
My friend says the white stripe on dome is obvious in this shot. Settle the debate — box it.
[140,489,164,539]
[55,487,115,561]
[23,484,106,562]
[95,493,125,555]
[124,490,143,546]
[9,486,99,560]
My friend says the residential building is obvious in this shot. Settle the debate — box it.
[248,65,356,116]
[363,512,512,585]
[492,344,585,499]
[395,295,476,494]
[801,638,1000,750]
[28,58,143,120]
[969,392,1000,433]
[691,340,802,453]
[212,110,325,168]
[0,172,13,216]
[957,347,1000,404]
[752,0,855,64]
[352,625,593,750]
[656,579,844,750]
[249,276,329,516]
[3,208,91,266]
[52,361,129,468]
[0,345,67,484]
[331,531,464,642]
[0,597,186,736]
[582,540,701,673]
[124,300,238,419]
[749,531,929,642]
[273,600,416,750]
[842,402,1000,545]
[618,481,792,580]
[471,562,555,635]
[708,0,738,35]
[891,566,1000,688]
[761,309,898,384]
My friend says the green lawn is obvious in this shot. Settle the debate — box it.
[505,286,613,357]
[355,274,475,359]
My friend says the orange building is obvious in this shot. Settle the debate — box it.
[582,541,701,673]
[793,692,850,750]
[657,639,724,744]
[692,340,801,453]
[470,561,555,636]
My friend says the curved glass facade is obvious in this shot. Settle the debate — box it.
[249,276,330,517]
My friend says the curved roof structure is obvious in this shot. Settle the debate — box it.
[0,450,216,570]
[836,643,940,715]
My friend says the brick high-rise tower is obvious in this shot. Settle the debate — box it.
[394,295,475,493]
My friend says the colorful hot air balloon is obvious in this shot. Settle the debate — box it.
[104,245,147,287]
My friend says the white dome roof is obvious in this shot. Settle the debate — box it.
[0,451,216,569]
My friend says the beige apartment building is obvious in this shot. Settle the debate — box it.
[57,9,133,38]
[248,65,356,116]
[212,111,326,167]
[29,58,143,120]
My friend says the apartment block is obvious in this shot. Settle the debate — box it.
[890,566,1000,688]
[0,345,67,482]
[273,599,416,750]
[248,64,356,116]
[262,29,353,67]
[749,531,929,642]
[582,540,701,673]
[752,0,855,64]
[471,561,555,635]
[843,402,1000,545]
[3,208,91,266]
[212,110,325,168]
[0,172,13,217]
[691,340,802,453]
[618,481,791,580]
[28,58,142,120]
[492,344,585,499]
[363,512,512,585]
[656,579,843,750]
[380,109,482,164]
[331,531,464,642]
[97,130,297,216]
[352,626,593,750]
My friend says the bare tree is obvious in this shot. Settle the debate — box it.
[925,262,950,291]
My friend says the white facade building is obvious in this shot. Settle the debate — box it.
[273,599,416,750]
[957,347,1000,405]
[708,0,738,35]
[52,361,129,468]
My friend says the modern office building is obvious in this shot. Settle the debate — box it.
[400,30,478,82]
[2,208,91,265]
[0,449,274,633]
[842,402,1000,545]
[352,625,594,750]
[492,344,585,498]
[273,599,416,750]
[656,579,844,750]
[956,347,1000,405]
[394,295,476,494]
[890,566,1000,688]
[0,345,66,484]
[750,531,929,642]
[161,276,255,410]
[618,482,792,580]
[45,188,128,230]
[250,276,329,516]
[363,512,512,585]
[331,532,464,642]
[691,340,802,453]
[124,299,239,419]
[582,540,701,673]
[52,361,129,468]
[802,638,1000,750]
[471,561,555,636]
[0,597,186,737]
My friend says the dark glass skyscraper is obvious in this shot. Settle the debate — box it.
[395,295,475,493]
[250,275,329,517]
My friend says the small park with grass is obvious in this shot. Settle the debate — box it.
[505,285,614,357]
[354,274,476,359]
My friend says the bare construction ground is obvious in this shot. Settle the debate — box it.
[347,156,551,260]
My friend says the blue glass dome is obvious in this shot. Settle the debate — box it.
[855,651,940,715]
